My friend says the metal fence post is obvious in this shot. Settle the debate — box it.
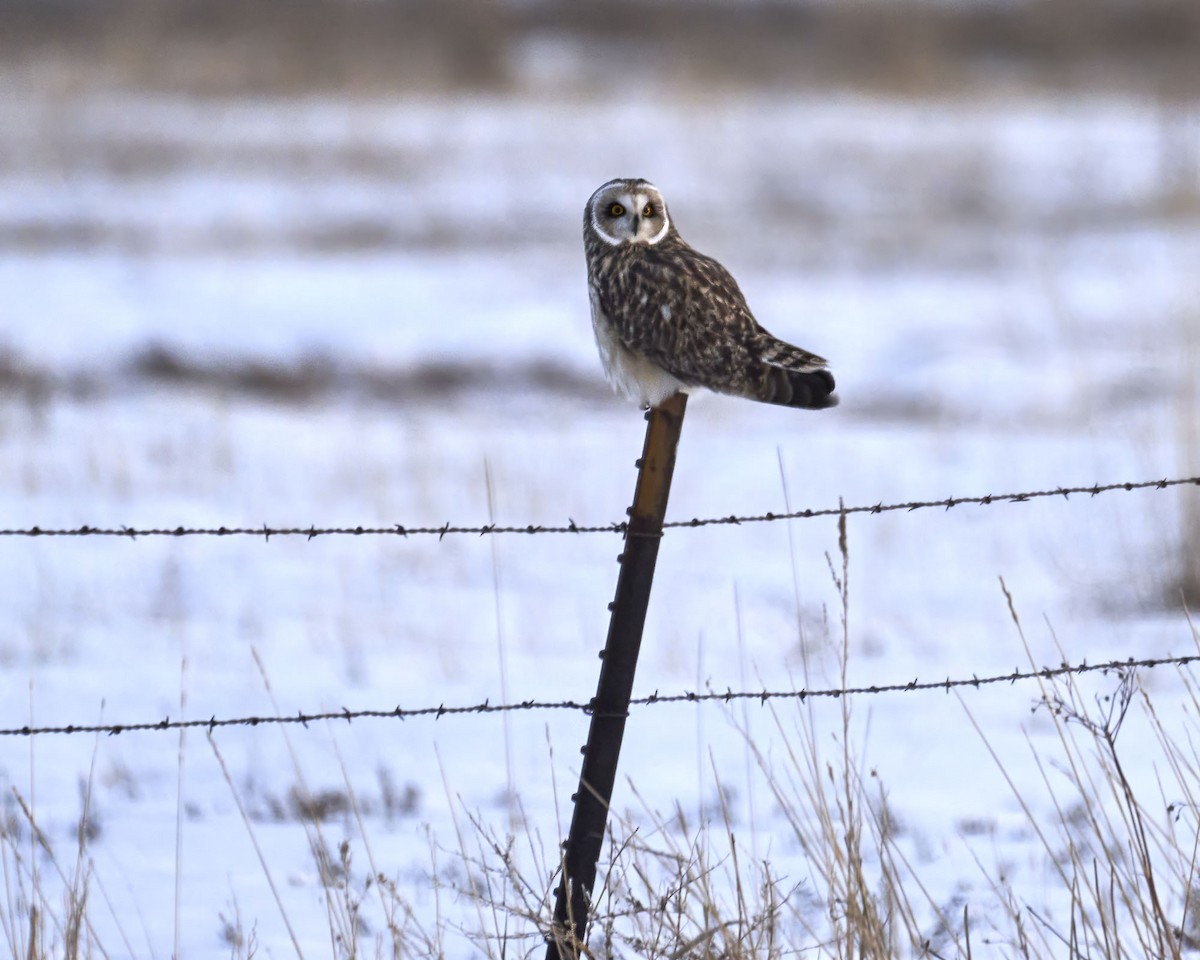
[546,391,689,960]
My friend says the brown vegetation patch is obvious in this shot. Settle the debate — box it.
[0,345,608,406]
[2,0,1199,97]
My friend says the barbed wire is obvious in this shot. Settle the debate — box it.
[4,652,1196,739]
[2,475,1197,541]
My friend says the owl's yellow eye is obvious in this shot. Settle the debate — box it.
[642,203,654,217]
[608,203,625,217]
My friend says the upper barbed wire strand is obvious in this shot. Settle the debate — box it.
[2,476,1198,540]
[3,653,1197,738]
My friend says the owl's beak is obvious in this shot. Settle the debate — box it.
[630,213,641,234]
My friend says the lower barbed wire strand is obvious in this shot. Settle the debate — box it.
[3,652,1195,738]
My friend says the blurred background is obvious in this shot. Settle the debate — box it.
[2,0,1198,403]
[1,1,1199,956]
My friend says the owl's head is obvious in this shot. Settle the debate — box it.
[585,178,672,247]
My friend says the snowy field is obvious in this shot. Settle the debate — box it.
[1,87,1199,957]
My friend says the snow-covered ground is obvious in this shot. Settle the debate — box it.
[1,89,1198,957]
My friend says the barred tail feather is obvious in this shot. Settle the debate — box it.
[759,364,838,409]
[755,338,838,409]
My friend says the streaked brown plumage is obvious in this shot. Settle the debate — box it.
[583,177,837,410]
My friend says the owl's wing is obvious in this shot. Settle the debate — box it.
[593,242,836,408]
[593,245,779,385]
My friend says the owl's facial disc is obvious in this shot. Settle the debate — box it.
[590,180,670,247]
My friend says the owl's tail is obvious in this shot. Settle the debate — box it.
[755,340,838,410]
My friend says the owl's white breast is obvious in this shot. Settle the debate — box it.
[588,286,684,408]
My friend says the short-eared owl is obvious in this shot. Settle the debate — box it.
[583,178,837,410]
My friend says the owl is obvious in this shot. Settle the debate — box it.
[583,178,837,410]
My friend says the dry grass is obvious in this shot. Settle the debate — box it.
[4,506,1199,958]
[424,520,1200,960]
[958,584,1200,957]
[6,622,1200,957]
[1,734,132,960]
[443,666,1200,959]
